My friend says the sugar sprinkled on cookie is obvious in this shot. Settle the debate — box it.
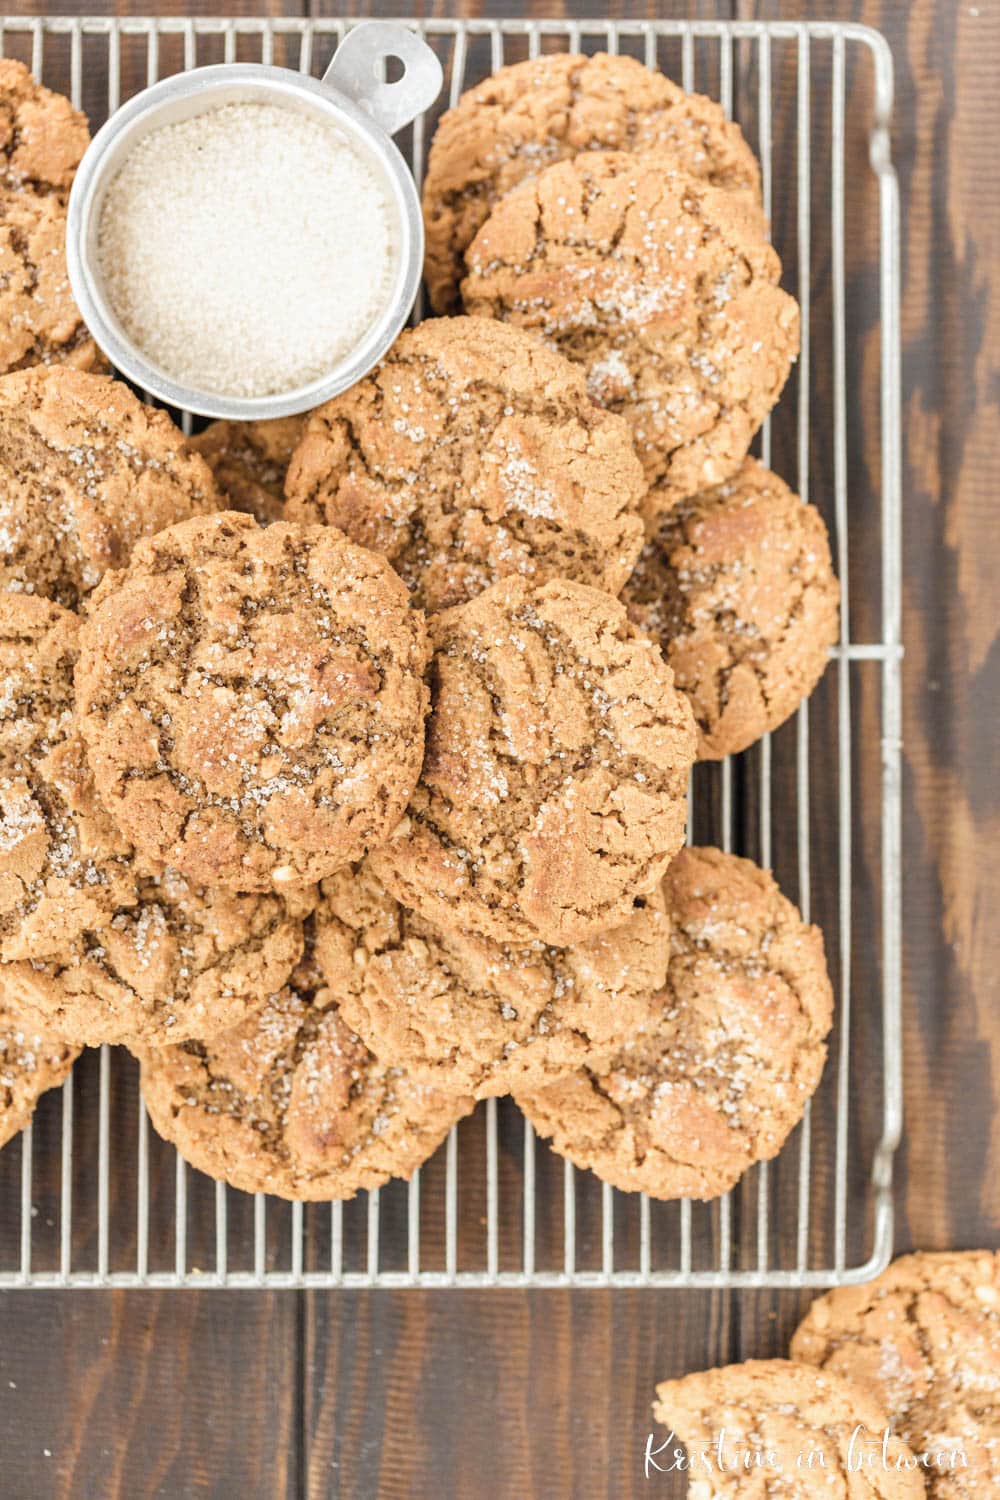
[1,993,79,1152]
[652,1359,927,1499]
[516,846,833,1199]
[370,576,697,947]
[0,592,136,965]
[792,1250,1000,1499]
[75,512,430,893]
[138,942,474,1201]
[422,51,762,314]
[0,366,221,607]
[285,317,647,612]
[623,458,840,758]
[462,150,798,501]
[314,861,670,1099]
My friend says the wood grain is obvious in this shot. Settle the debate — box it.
[0,1,996,1497]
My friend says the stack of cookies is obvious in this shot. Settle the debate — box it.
[1,53,840,1206]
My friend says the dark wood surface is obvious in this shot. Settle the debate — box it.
[1,1,997,1496]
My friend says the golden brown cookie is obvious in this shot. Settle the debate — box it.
[0,59,89,196]
[138,945,474,1200]
[516,846,833,1199]
[0,191,101,375]
[284,317,646,613]
[0,593,135,965]
[462,151,798,501]
[0,366,221,607]
[623,459,840,759]
[421,51,761,314]
[75,512,430,893]
[314,862,669,1099]
[0,990,78,1151]
[3,865,310,1048]
[189,415,306,525]
[651,1360,927,1498]
[791,1252,1000,1499]
[369,576,697,947]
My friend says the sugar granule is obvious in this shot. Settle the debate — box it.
[98,102,399,397]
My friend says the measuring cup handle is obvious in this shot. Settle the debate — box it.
[322,21,443,137]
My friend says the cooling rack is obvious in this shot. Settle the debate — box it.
[0,15,901,1289]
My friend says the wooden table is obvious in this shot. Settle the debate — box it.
[0,1,996,1495]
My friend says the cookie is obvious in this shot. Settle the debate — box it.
[369,576,697,947]
[0,593,135,965]
[515,846,833,1199]
[0,366,221,607]
[314,862,670,1099]
[75,512,430,893]
[421,51,761,314]
[462,150,799,500]
[623,459,840,759]
[0,991,78,1151]
[0,190,101,375]
[791,1251,1000,1498]
[189,415,306,525]
[0,59,90,197]
[651,1360,927,1499]
[3,865,310,1048]
[138,946,474,1200]
[284,317,646,614]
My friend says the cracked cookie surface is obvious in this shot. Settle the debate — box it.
[623,458,839,759]
[138,944,474,1200]
[652,1360,927,1499]
[0,367,221,607]
[462,151,798,501]
[190,415,306,525]
[75,512,430,893]
[421,51,761,314]
[369,576,697,947]
[0,59,89,196]
[0,190,101,375]
[0,992,78,1151]
[4,864,311,1048]
[0,593,135,965]
[314,862,670,1099]
[515,846,832,1199]
[284,317,646,614]
[791,1251,1000,1499]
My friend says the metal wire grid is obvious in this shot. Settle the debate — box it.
[0,16,901,1289]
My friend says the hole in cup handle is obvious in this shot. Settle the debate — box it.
[322,21,443,137]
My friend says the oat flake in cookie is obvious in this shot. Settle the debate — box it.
[791,1251,1000,1499]
[314,863,670,1100]
[515,847,833,1199]
[75,513,430,893]
[3,865,311,1048]
[623,458,840,760]
[0,593,135,965]
[652,1360,927,1499]
[1,993,79,1152]
[421,51,762,315]
[189,415,306,525]
[0,367,221,608]
[138,948,474,1201]
[462,150,799,502]
[369,576,697,948]
[284,318,646,614]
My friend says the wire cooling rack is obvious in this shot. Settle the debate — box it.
[0,16,901,1289]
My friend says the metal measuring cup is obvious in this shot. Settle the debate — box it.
[66,21,442,419]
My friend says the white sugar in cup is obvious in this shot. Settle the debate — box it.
[67,22,442,420]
